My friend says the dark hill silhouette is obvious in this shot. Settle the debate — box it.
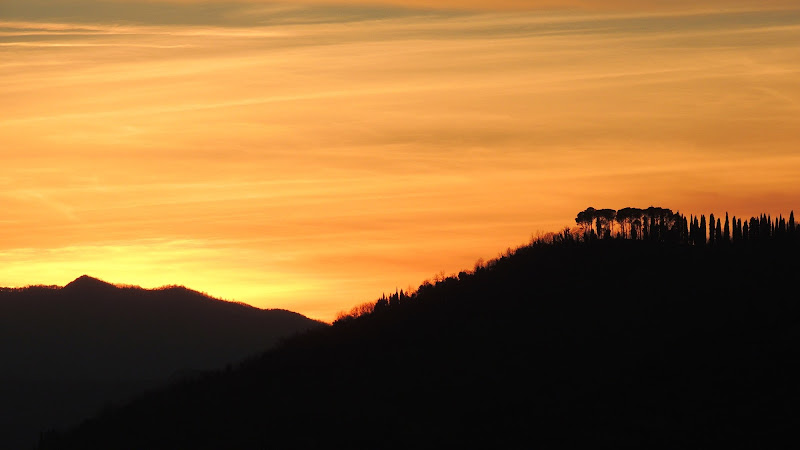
[62,275,116,292]
[37,218,800,449]
[0,276,323,450]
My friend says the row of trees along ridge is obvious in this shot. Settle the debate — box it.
[574,206,796,244]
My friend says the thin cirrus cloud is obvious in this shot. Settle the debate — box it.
[40,0,800,8]
[277,0,800,12]
[4,1,800,27]
[1,2,800,320]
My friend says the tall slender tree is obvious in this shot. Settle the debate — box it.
[724,212,730,242]
[709,214,716,245]
[700,215,707,245]
[693,216,701,245]
[682,214,689,243]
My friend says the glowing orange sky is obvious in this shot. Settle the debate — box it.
[2,1,799,321]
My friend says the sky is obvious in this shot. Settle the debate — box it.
[2,1,799,321]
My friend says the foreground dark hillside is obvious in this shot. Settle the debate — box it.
[0,276,323,450]
[39,233,800,449]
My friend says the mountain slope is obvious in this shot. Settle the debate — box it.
[38,239,800,449]
[0,276,324,450]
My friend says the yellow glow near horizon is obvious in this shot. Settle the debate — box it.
[2,3,800,321]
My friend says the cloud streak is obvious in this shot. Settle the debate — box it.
[4,1,799,29]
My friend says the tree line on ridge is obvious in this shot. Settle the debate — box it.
[573,206,796,245]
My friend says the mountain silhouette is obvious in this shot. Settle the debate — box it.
[62,275,116,292]
[0,276,323,450]
[36,231,800,449]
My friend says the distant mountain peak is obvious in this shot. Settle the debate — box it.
[63,275,118,291]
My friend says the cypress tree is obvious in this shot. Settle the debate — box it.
[716,218,722,242]
[696,216,702,245]
[709,214,716,245]
[764,215,775,238]
[724,212,730,242]
[737,218,742,240]
[700,215,707,245]
[790,210,796,233]
[682,214,689,243]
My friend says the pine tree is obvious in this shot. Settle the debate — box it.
[650,216,656,241]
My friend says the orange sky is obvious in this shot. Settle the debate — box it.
[2,1,799,321]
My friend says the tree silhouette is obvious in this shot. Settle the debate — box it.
[575,207,597,238]
[616,207,633,238]
[737,218,742,241]
[724,212,730,242]
[595,209,616,238]
[700,215,707,245]
[374,296,389,314]
[709,214,716,245]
